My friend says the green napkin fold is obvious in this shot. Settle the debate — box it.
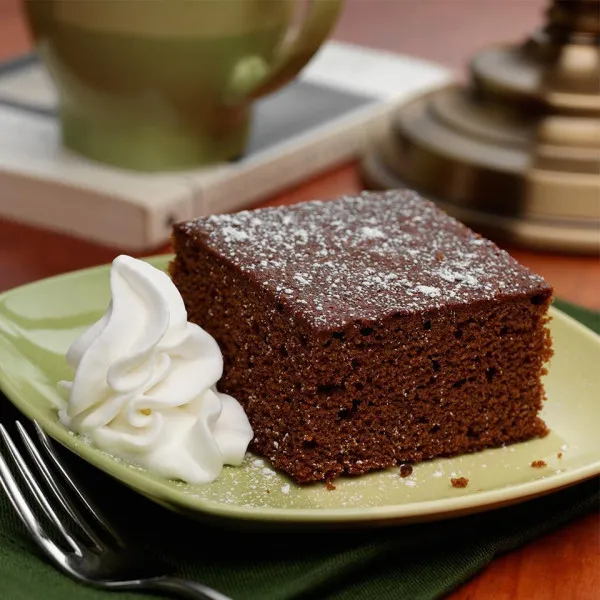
[0,299,598,600]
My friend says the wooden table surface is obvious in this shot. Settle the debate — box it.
[1,1,598,599]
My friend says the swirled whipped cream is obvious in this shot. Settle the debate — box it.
[58,255,253,484]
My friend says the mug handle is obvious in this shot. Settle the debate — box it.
[227,0,344,101]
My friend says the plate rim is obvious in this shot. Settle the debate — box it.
[1,255,599,525]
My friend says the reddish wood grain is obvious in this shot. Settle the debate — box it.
[448,511,600,600]
[0,2,598,599]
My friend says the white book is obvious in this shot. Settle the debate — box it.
[0,41,450,250]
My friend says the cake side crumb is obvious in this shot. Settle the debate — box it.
[451,477,469,488]
[531,460,547,468]
[399,464,413,478]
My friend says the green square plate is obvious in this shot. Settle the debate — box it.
[0,255,598,527]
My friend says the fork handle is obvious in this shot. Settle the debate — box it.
[142,576,234,600]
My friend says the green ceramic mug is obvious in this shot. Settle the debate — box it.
[23,0,343,171]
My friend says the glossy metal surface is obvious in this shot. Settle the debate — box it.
[362,0,600,253]
[0,421,231,600]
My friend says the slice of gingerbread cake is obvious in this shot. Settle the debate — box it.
[169,191,553,484]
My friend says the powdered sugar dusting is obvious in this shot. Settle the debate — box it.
[359,226,386,239]
[180,191,549,329]
[416,285,441,298]
[221,226,249,242]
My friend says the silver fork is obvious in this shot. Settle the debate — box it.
[0,421,233,600]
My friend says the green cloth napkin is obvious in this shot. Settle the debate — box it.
[0,299,598,600]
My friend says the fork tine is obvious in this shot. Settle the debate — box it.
[17,422,106,551]
[33,421,124,547]
[0,424,82,556]
[0,451,73,572]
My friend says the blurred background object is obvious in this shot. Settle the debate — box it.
[22,0,342,171]
[0,2,449,250]
[361,0,600,254]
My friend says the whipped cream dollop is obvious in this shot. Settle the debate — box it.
[58,255,253,484]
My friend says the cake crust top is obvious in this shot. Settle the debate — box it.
[175,191,551,329]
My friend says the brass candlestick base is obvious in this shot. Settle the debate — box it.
[361,0,600,253]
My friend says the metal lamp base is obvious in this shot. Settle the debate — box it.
[361,0,600,254]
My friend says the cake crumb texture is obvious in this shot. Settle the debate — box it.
[170,190,553,484]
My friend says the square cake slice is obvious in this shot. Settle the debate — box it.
[169,191,553,484]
